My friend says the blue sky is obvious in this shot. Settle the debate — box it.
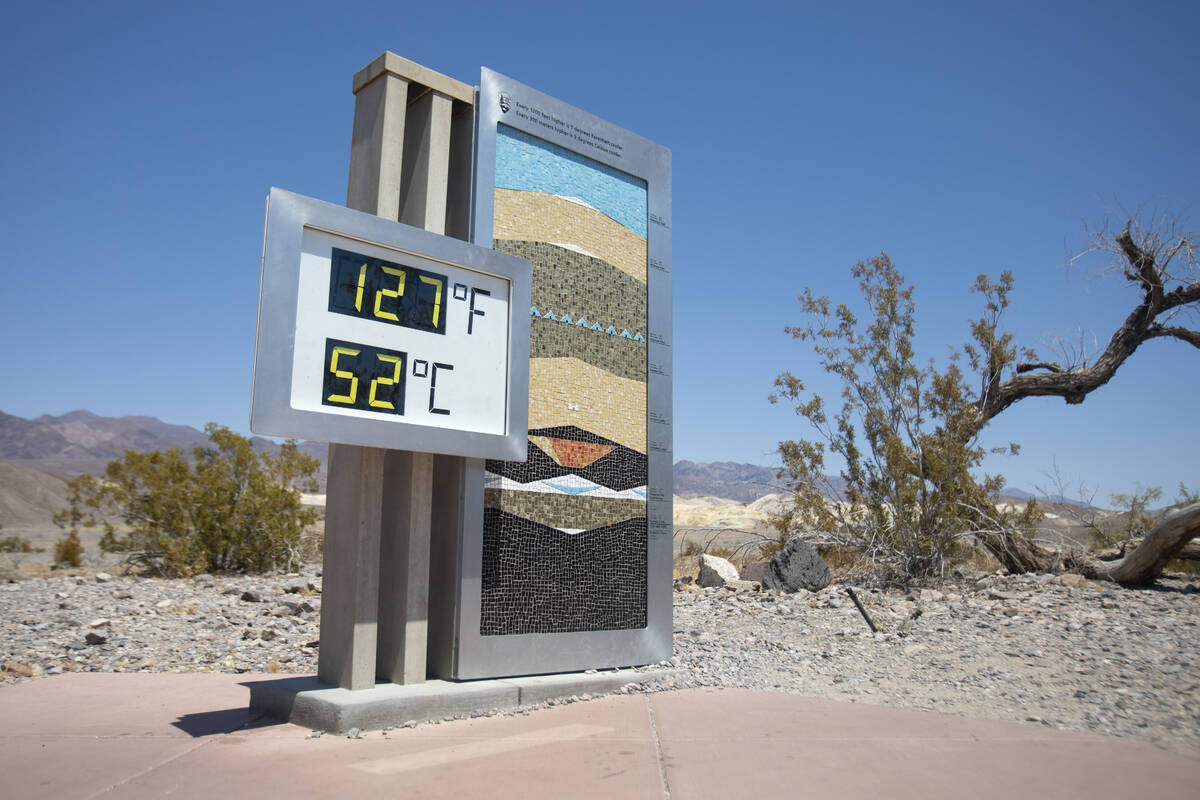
[2,0,1196,501]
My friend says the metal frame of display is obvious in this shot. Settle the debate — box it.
[431,68,672,679]
[251,187,531,461]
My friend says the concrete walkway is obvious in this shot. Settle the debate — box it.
[1,673,1196,799]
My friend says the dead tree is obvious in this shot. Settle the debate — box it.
[1079,502,1200,584]
[968,216,1199,577]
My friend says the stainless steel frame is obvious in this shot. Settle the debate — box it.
[251,187,531,461]
[437,69,672,679]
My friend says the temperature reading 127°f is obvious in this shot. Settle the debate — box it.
[284,224,518,440]
[253,188,530,458]
[329,247,500,339]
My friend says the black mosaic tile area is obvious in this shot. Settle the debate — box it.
[481,509,647,635]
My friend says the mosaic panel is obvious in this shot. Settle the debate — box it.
[495,239,647,381]
[493,189,648,283]
[482,125,648,636]
[481,509,647,635]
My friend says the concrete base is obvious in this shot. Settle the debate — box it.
[247,669,668,734]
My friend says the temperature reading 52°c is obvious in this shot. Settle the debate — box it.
[321,337,457,418]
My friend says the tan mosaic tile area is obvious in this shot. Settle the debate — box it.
[494,188,647,283]
[528,357,646,454]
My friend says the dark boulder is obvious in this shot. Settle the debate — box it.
[762,537,831,592]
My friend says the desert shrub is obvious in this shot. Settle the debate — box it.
[0,535,42,553]
[54,424,319,576]
[771,256,1040,583]
[53,531,83,567]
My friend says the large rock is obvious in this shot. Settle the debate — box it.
[762,537,831,592]
[697,553,739,588]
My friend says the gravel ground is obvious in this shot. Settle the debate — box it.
[2,567,1198,753]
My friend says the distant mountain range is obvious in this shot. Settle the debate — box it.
[0,410,327,482]
[672,460,789,502]
[2,411,794,501]
[0,411,1046,505]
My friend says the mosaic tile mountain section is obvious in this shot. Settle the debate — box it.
[481,509,648,635]
[484,126,648,637]
[482,424,646,535]
[486,426,647,493]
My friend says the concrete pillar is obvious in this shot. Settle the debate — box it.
[346,68,408,221]
[317,444,386,690]
[319,52,475,690]
[376,450,433,684]
[399,89,453,234]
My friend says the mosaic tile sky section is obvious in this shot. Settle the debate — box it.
[482,125,648,636]
[495,125,648,237]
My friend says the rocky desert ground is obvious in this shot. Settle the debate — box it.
[2,559,1197,754]
[2,455,1197,755]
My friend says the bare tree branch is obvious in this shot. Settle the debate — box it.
[1145,325,1200,349]
[1015,361,1065,374]
[975,218,1200,425]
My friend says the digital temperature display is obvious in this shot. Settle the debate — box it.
[251,187,531,459]
[321,338,406,415]
[328,248,447,335]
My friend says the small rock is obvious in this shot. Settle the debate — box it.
[113,591,134,600]
[724,579,760,592]
[155,599,173,610]
[89,618,111,628]
[3,661,34,678]
[94,572,113,583]
[697,554,739,588]
[240,591,263,603]
[346,727,362,739]
[85,632,107,645]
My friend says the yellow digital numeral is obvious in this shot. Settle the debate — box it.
[354,263,367,312]
[419,275,443,327]
[369,354,402,409]
[374,266,405,321]
[326,346,360,405]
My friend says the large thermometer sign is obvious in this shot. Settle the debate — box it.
[251,188,531,459]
